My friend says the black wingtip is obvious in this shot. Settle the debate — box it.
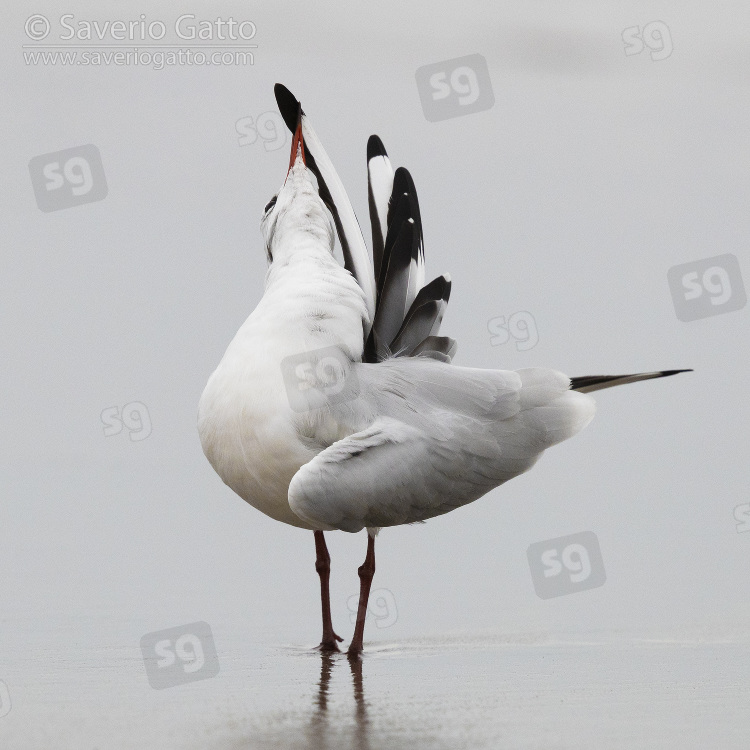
[367,135,388,160]
[392,166,410,189]
[274,83,297,108]
[274,83,302,134]
[570,368,693,393]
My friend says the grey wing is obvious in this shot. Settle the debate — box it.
[288,360,595,533]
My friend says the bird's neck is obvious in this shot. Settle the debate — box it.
[267,231,335,271]
[248,247,368,359]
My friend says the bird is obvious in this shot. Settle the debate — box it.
[197,84,690,658]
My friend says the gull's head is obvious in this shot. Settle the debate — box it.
[260,118,335,264]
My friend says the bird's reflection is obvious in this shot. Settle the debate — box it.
[349,655,370,750]
[306,651,370,750]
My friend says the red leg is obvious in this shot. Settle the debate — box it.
[347,533,375,659]
[314,531,343,651]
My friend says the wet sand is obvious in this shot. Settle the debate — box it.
[2,627,749,749]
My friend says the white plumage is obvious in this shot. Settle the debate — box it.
[198,144,594,534]
[288,363,595,532]
[197,84,688,655]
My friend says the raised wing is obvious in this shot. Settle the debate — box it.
[274,84,377,328]
[364,146,451,363]
[273,84,455,363]
[367,135,393,281]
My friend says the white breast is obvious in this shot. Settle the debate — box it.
[198,250,368,529]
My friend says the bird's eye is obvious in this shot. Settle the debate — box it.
[264,195,278,213]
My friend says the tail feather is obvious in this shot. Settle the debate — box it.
[570,369,692,393]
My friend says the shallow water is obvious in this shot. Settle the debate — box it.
[2,623,749,750]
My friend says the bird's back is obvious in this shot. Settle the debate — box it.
[288,357,596,532]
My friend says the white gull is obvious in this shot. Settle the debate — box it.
[198,85,689,657]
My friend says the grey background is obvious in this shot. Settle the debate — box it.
[2,1,749,747]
